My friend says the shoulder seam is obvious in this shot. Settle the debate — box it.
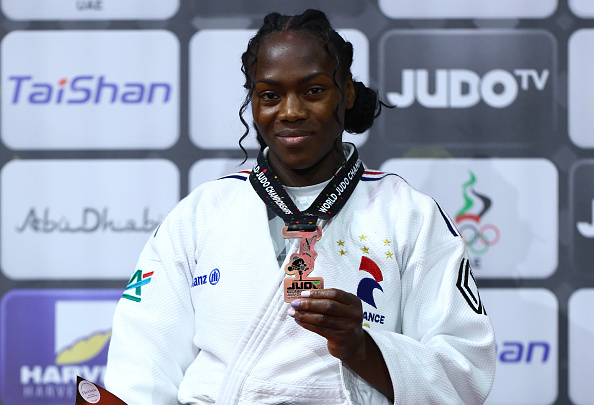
[434,200,459,237]
[217,171,250,181]
[361,171,403,182]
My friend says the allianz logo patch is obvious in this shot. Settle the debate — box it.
[192,268,220,287]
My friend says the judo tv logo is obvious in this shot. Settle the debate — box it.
[387,68,549,109]
[0,290,120,405]
[379,30,555,146]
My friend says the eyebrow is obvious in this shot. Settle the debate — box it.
[254,71,332,86]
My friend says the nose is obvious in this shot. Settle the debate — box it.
[277,93,307,122]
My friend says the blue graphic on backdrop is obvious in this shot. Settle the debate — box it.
[1,289,120,405]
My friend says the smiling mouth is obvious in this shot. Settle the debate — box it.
[276,130,312,138]
[275,130,313,147]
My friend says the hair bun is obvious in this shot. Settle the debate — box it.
[344,81,380,134]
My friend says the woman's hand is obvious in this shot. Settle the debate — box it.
[287,288,394,401]
[287,288,366,361]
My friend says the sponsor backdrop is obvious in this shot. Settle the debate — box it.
[0,1,592,404]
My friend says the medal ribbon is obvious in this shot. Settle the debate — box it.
[249,143,363,232]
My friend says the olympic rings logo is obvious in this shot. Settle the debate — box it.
[458,222,500,255]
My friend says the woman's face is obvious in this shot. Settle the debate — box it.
[251,31,355,186]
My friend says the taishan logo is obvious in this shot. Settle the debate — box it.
[455,171,500,267]
[122,270,154,302]
[8,75,172,105]
[387,69,549,109]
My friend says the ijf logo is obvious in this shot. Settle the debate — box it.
[0,290,120,404]
[122,269,154,302]
[455,170,500,269]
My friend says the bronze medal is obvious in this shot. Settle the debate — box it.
[282,225,324,302]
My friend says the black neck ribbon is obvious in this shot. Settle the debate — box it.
[249,143,364,232]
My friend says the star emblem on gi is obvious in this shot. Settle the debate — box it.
[336,235,394,259]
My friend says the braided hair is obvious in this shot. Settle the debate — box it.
[238,9,388,157]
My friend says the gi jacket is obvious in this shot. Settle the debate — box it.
[105,162,496,404]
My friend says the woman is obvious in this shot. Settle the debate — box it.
[105,9,495,404]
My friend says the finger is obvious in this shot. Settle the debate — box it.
[291,289,363,321]
[301,288,358,305]
[287,307,359,330]
[291,298,362,322]
[293,315,350,337]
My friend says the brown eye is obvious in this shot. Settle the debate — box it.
[307,87,324,95]
[261,92,279,101]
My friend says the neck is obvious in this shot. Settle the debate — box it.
[269,147,344,187]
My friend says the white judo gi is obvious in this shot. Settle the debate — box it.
[105,150,496,404]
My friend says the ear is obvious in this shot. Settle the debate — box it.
[344,77,356,110]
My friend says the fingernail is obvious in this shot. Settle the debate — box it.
[287,307,296,316]
[291,300,300,308]
[300,291,311,298]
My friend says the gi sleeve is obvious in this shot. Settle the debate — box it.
[341,197,496,405]
[104,200,198,405]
